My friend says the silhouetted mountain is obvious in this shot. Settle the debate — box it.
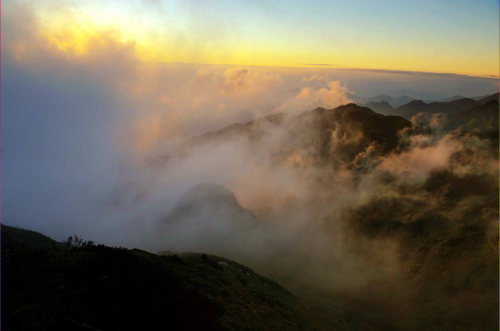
[2,226,312,331]
[444,100,499,132]
[1,224,62,250]
[345,92,366,104]
[363,101,395,115]
[478,92,499,104]
[159,184,258,258]
[186,103,411,171]
[362,94,498,134]
[472,93,494,101]
[355,89,444,101]
[396,98,480,118]
[394,100,428,115]
[299,104,411,166]
[365,94,415,108]
[360,92,498,110]
[438,95,467,102]
[164,183,256,226]
[179,113,287,156]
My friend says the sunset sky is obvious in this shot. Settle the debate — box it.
[8,0,500,77]
[2,0,499,239]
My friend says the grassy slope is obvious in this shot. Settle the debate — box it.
[1,227,315,331]
[1,224,62,250]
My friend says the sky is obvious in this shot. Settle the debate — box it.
[5,0,499,77]
[1,0,499,242]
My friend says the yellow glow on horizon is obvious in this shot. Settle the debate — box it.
[31,5,499,79]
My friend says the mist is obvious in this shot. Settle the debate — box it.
[2,2,499,321]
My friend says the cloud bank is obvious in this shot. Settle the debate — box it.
[2,0,498,303]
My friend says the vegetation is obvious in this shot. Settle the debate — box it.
[2,226,312,331]
[1,224,61,250]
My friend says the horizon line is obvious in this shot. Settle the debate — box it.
[145,61,499,80]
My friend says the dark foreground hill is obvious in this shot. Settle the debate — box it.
[1,224,62,250]
[1,225,312,331]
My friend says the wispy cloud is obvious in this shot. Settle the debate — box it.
[299,63,338,67]
[334,67,499,80]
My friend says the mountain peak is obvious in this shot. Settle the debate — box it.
[407,100,427,106]
[164,183,256,228]
[334,103,374,114]
[177,183,238,209]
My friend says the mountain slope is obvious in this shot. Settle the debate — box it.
[444,100,499,132]
[478,92,499,104]
[362,101,395,115]
[396,98,480,118]
[166,184,256,223]
[2,226,313,331]
[1,224,61,250]
[185,103,412,171]
[160,184,258,257]
[389,93,498,119]
[439,95,467,102]
[365,94,415,108]
[394,100,428,116]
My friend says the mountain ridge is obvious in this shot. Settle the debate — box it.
[1,224,315,331]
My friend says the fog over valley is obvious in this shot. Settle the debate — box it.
[2,1,498,330]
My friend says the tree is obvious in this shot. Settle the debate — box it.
[65,235,94,250]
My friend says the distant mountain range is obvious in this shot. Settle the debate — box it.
[364,94,415,108]
[182,94,498,174]
[353,92,499,109]
[397,98,480,117]
[349,94,415,107]
[353,89,445,101]
[360,92,499,130]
